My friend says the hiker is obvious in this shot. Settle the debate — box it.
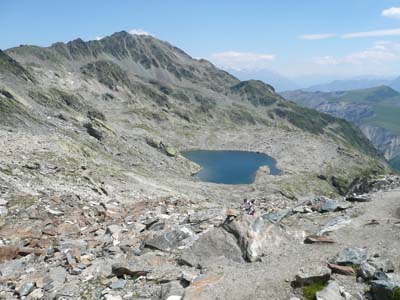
[243,198,255,215]
[249,199,255,215]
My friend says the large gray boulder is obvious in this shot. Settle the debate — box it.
[179,227,243,268]
[370,278,400,300]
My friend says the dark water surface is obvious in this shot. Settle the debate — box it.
[182,150,281,184]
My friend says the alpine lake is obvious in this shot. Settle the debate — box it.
[182,150,281,185]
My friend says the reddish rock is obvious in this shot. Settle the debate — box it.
[304,235,335,244]
[226,209,239,217]
[328,263,355,276]
[0,246,19,262]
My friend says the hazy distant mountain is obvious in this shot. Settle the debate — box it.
[389,76,400,92]
[306,78,392,92]
[226,68,299,92]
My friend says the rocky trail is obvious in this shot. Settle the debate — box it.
[1,171,400,300]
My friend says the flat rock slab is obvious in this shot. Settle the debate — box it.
[318,217,351,236]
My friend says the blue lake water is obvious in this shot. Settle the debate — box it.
[182,150,281,185]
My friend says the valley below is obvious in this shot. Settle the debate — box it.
[0,31,399,300]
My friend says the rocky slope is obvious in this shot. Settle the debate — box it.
[0,31,393,300]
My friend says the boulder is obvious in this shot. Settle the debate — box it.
[144,227,194,252]
[48,266,67,290]
[223,214,287,262]
[109,279,126,290]
[183,274,224,300]
[17,282,35,296]
[28,288,44,299]
[319,200,338,213]
[332,248,367,266]
[0,206,8,217]
[179,227,243,268]
[160,280,185,299]
[370,279,400,300]
[359,262,377,280]
[111,263,150,278]
[0,245,19,262]
[358,257,395,281]
[106,224,124,235]
[159,142,178,157]
[369,256,395,273]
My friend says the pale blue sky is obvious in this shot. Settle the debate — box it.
[2,1,400,78]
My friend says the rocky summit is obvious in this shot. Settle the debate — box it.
[0,31,399,300]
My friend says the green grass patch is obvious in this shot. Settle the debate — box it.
[392,288,400,300]
[303,282,326,300]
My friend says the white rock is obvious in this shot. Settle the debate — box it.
[45,206,63,216]
[166,296,182,300]
[28,288,44,300]
[104,294,122,300]
[0,206,8,217]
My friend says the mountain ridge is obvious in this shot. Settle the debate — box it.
[1,31,380,159]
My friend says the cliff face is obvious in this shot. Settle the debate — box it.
[314,102,374,125]
[360,125,400,161]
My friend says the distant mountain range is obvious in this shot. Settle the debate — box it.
[305,77,400,93]
[224,69,400,94]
